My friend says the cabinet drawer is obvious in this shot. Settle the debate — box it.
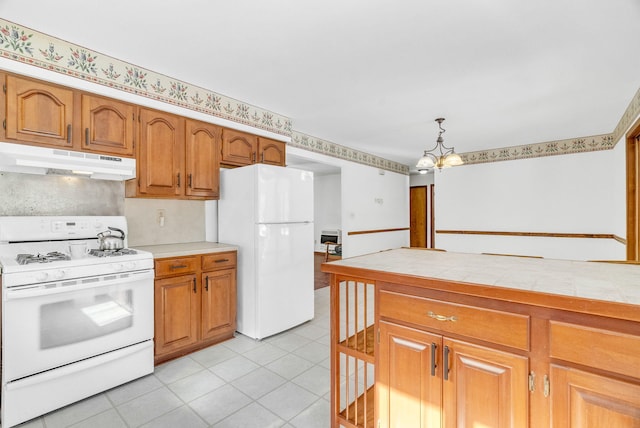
[550,321,640,379]
[202,251,236,271]
[378,290,529,351]
[155,256,198,277]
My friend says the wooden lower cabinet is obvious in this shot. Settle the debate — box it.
[550,365,640,427]
[378,321,442,428]
[201,268,236,341]
[154,274,199,356]
[154,251,236,364]
[378,321,528,428]
[442,338,528,428]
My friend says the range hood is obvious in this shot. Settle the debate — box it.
[0,142,135,181]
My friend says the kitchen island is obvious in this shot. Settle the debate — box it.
[322,248,640,428]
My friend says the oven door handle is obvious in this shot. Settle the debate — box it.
[4,270,154,300]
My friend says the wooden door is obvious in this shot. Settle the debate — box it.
[443,338,529,428]
[410,186,428,247]
[81,94,135,156]
[201,269,237,341]
[6,75,75,148]
[378,321,443,428]
[258,137,286,166]
[154,274,199,356]
[221,128,256,166]
[627,119,640,260]
[185,119,220,198]
[138,108,184,196]
[550,365,640,427]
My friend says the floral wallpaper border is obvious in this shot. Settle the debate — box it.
[0,19,292,136]
[460,133,616,165]
[461,86,640,166]
[0,18,639,174]
[290,131,410,175]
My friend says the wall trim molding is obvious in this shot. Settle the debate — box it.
[348,227,410,236]
[436,229,626,245]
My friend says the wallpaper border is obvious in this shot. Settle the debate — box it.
[290,131,410,175]
[0,18,638,174]
[0,19,292,136]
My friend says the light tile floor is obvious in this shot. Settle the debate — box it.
[10,287,331,428]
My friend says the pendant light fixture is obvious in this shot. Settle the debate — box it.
[416,117,463,174]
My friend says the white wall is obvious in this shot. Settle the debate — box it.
[435,142,627,260]
[409,172,434,187]
[314,173,341,252]
[288,146,410,258]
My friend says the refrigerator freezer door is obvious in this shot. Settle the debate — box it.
[256,165,314,224]
[253,222,314,339]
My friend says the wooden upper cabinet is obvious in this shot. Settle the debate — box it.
[81,94,135,157]
[258,137,286,166]
[185,120,220,198]
[5,75,75,148]
[137,108,185,196]
[221,128,257,166]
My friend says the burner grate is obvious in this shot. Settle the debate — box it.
[16,252,72,265]
[88,248,138,257]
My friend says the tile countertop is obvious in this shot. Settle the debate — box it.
[131,242,238,259]
[323,248,640,307]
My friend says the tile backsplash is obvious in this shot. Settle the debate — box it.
[124,198,206,246]
[0,172,208,247]
[0,172,124,216]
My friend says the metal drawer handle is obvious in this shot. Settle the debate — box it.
[428,311,458,322]
[169,264,187,270]
[214,258,229,263]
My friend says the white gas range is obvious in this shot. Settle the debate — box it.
[0,216,155,428]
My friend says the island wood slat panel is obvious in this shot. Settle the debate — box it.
[331,275,375,428]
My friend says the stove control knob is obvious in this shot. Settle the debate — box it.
[53,270,66,279]
[124,262,136,270]
[35,272,49,282]
[112,263,124,272]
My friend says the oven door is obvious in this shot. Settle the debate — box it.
[2,269,154,381]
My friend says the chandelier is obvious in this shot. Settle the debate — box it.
[416,117,463,174]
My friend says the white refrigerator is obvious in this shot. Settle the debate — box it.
[218,164,314,339]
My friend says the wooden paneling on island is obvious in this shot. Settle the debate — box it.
[322,248,640,428]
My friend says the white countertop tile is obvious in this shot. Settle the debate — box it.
[327,248,640,306]
[131,242,237,259]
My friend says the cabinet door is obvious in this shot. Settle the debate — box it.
[550,364,640,427]
[378,321,443,428]
[258,137,286,166]
[138,108,184,196]
[81,94,135,156]
[185,119,220,198]
[221,128,257,166]
[443,338,529,428]
[6,75,74,148]
[201,269,236,341]
[154,274,199,356]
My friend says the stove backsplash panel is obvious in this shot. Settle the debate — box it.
[0,172,124,216]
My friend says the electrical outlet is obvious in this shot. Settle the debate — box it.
[157,209,166,227]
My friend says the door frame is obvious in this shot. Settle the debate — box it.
[626,117,640,260]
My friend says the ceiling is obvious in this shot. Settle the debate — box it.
[2,1,639,173]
